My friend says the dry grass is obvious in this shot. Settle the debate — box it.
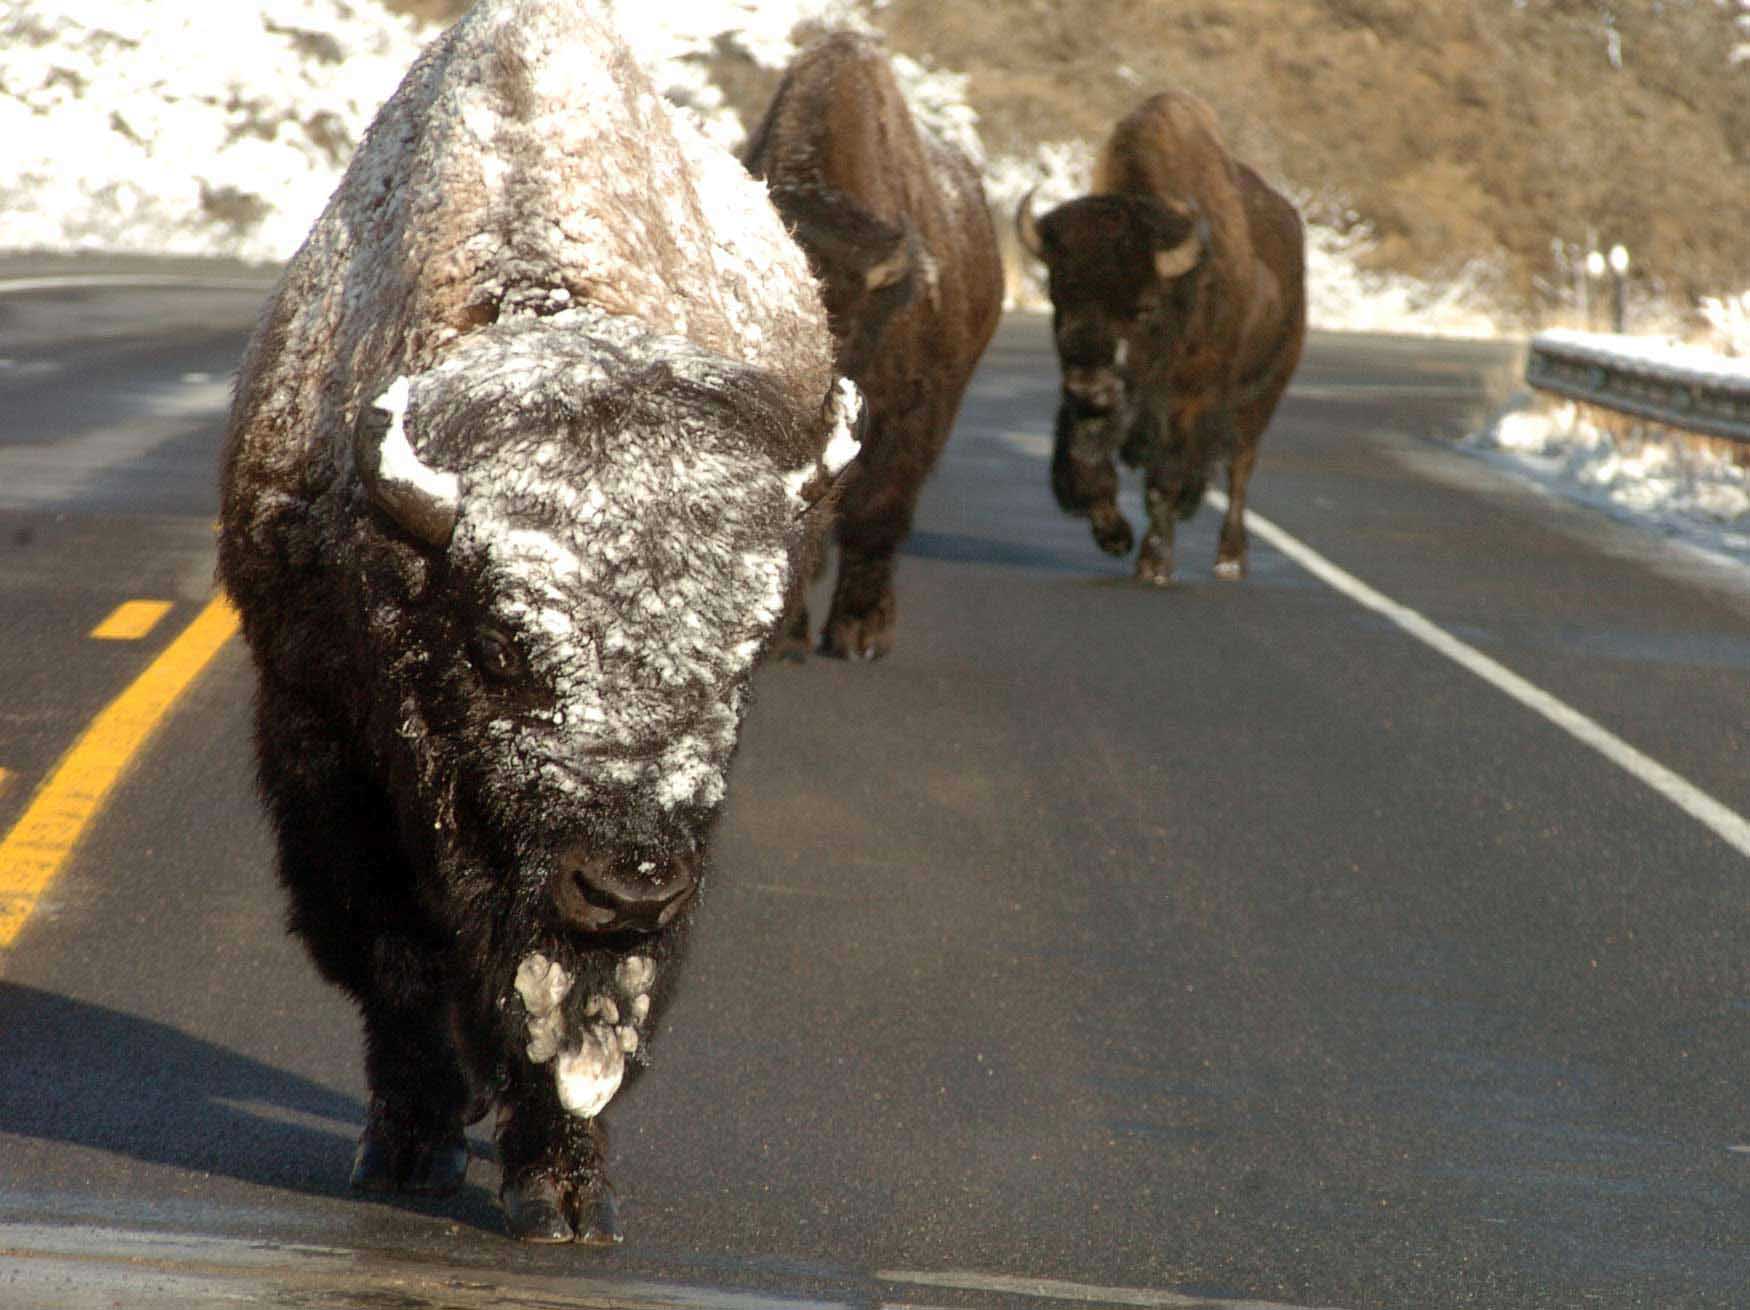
[870,0,1750,324]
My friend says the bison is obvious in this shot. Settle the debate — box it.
[1017,90,1305,584]
[743,31,1003,659]
[217,0,861,1243]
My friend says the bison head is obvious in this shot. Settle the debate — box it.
[348,309,861,975]
[767,182,922,380]
[1017,189,1207,415]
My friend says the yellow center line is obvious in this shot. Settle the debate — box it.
[90,599,175,641]
[0,594,241,951]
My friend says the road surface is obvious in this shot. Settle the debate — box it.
[1,263,1746,1309]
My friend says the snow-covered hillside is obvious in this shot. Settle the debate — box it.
[0,0,1503,337]
[1,0,1745,561]
[0,1,426,265]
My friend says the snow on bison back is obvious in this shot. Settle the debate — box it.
[218,0,860,1244]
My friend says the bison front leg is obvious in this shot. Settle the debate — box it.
[1136,483,1178,586]
[1051,399,1131,558]
[1137,450,1203,587]
[254,693,474,1197]
[1137,401,1226,586]
[819,434,915,659]
[771,597,812,663]
[349,981,477,1197]
[496,1073,621,1244]
[1215,437,1258,580]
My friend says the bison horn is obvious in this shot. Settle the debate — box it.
[787,378,865,513]
[768,183,912,290]
[1015,187,1045,260]
[1154,212,1207,280]
[864,235,913,291]
[354,375,460,549]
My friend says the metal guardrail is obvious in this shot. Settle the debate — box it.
[1525,329,1750,444]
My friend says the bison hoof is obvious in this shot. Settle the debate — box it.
[1213,556,1245,581]
[501,1172,623,1245]
[1134,557,1174,587]
[576,1182,624,1246]
[502,1173,575,1243]
[1090,510,1133,558]
[350,1109,469,1196]
[818,615,894,661]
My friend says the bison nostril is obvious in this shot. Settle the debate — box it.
[552,851,697,935]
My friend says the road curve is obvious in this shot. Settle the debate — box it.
[1,268,1747,1310]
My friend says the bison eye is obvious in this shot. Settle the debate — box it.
[472,626,524,683]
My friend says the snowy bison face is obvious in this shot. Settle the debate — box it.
[352,311,861,940]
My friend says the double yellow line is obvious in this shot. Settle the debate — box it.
[0,595,240,950]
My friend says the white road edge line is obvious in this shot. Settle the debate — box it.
[0,273,273,297]
[879,1268,1341,1309]
[1209,488,1750,861]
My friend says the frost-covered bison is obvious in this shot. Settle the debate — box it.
[1018,90,1305,584]
[218,0,860,1243]
[743,31,1002,659]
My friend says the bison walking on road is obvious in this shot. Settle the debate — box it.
[218,0,860,1243]
[1018,90,1305,584]
[744,32,1003,659]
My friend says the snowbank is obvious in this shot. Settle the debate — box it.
[1469,400,1750,568]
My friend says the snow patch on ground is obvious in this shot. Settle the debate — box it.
[1699,291,1750,359]
[1467,402,1750,568]
[1302,224,1506,339]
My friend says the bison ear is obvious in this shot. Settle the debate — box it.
[1153,210,1209,280]
[354,376,460,549]
[1015,187,1046,261]
[787,378,866,515]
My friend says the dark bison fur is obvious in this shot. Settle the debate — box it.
[745,31,1004,659]
[217,0,859,1242]
[1019,90,1306,584]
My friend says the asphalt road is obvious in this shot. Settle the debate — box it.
[1,264,1747,1310]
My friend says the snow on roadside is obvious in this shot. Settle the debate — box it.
[1301,223,1504,338]
[1467,401,1750,569]
[1700,291,1750,358]
[1464,329,1750,566]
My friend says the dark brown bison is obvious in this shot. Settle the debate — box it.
[218,0,860,1244]
[744,31,1003,658]
[1018,90,1305,584]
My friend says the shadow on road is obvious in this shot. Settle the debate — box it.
[901,528,1092,574]
[0,982,504,1234]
